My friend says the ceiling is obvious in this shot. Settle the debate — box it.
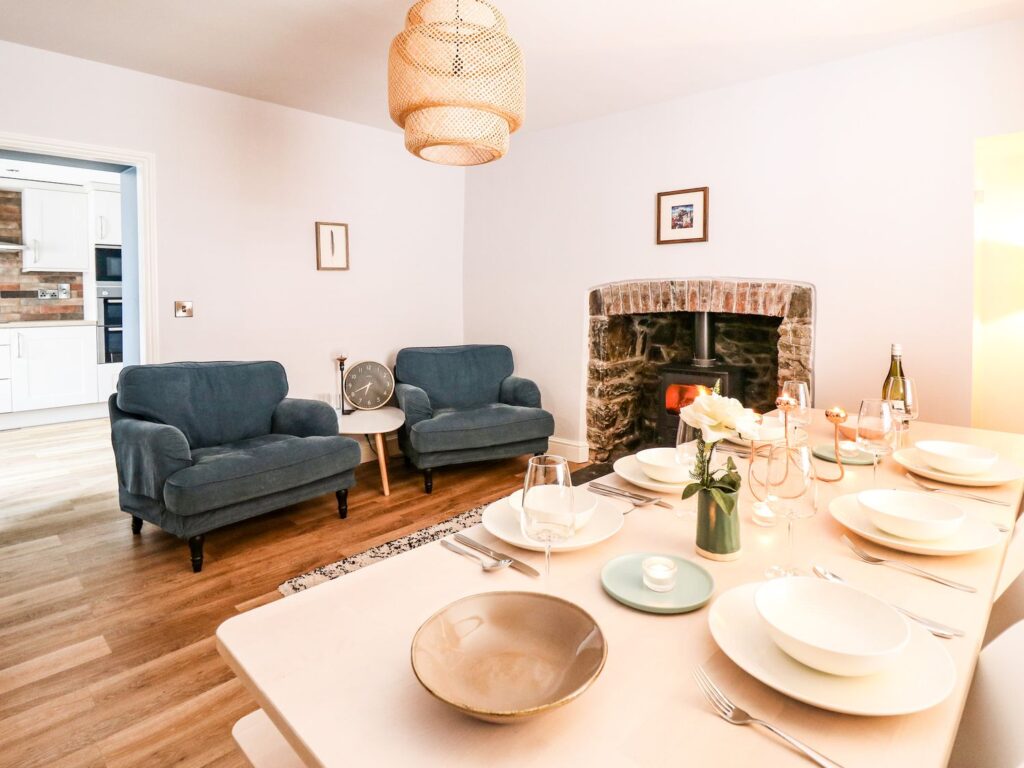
[2,0,1023,133]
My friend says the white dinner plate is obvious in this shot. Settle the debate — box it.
[612,454,690,494]
[708,582,955,716]
[481,495,627,552]
[893,447,1024,488]
[828,493,1001,556]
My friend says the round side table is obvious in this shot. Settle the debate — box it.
[336,406,406,496]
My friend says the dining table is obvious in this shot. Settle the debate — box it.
[216,410,1024,767]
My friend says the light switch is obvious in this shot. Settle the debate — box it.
[174,301,193,318]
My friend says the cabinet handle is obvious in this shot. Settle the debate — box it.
[32,239,40,264]
[17,333,24,358]
[98,216,106,240]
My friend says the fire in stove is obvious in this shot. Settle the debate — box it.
[665,384,712,415]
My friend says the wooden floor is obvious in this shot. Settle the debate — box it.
[0,419,548,767]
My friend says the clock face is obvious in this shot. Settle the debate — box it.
[343,361,395,410]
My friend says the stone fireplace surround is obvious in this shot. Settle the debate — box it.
[586,278,815,462]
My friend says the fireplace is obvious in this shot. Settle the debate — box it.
[587,278,815,462]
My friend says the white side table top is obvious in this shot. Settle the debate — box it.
[336,405,405,435]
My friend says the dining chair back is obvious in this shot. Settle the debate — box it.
[950,619,1024,768]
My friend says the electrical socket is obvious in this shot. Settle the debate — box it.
[174,301,193,318]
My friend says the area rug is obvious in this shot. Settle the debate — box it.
[278,505,485,596]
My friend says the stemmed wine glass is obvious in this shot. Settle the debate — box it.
[781,380,812,428]
[521,455,575,589]
[883,377,919,449]
[763,443,816,578]
[856,399,898,488]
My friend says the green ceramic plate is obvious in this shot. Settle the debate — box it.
[812,444,876,466]
[600,553,714,615]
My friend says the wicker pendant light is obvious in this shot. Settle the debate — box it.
[388,0,524,166]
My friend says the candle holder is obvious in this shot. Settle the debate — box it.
[775,395,797,447]
[642,556,678,592]
[818,406,849,483]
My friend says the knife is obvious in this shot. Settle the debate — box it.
[453,534,540,578]
[588,481,675,509]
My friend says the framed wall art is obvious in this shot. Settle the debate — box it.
[316,221,349,270]
[656,187,708,244]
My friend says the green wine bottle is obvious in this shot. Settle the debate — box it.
[882,343,906,413]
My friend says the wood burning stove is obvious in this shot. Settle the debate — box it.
[656,311,746,446]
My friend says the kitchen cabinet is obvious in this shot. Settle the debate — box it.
[10,326,98,411]
[96,362,123,400]
[0,332,10,414]
[91,190,122,245]
[21,188,90,272]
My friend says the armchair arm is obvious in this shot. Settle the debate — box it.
[499,376,542,408]
[111,418,193,500]
[396,383,433,428]
[272,398,339,438]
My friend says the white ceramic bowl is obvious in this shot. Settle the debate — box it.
[915,440,999,476]
[754,577,910,677]
[508,487,598,530]
[857,489,965,541]
[635,447,694,484]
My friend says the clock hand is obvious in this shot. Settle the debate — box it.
[354,382,373,395]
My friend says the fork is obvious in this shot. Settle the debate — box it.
[587,482,674,509]
[693,666,845,768]
[905,473,1011,514]
[841,535,977,592]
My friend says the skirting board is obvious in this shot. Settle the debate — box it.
[547,437,589,463]
[0,402,108,431]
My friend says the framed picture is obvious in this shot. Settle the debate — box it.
[315,222,349,270]
[656,187,708,244]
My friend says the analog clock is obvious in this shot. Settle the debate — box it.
[343,360,395,411]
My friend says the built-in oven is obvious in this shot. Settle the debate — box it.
[97,284,123,364]
[95,246,122,284]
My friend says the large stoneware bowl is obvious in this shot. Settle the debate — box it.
[411,591,607,723]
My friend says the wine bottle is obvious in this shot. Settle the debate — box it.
[882,343,906,413]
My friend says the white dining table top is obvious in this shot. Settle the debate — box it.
[216,412,1024,768]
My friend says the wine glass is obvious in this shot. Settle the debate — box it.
[883,377,919,449]
[521,455,575,589]
[674,419,698,518]
[763,444,816,579]
[781,380,812,428]
[856,399,897,488]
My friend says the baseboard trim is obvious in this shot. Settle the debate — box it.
[547,437,590,463]
[0,402,108,431]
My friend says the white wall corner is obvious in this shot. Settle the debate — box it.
[547,436,590,464]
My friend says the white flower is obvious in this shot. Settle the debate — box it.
[679,392,749,443]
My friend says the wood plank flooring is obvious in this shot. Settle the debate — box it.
[0,419,553,767]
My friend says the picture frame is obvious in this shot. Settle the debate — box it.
[656,187,708,244]
[315,221,349,270]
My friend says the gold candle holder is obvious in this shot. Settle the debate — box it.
[819,405,848,483]
[775,395,796,448]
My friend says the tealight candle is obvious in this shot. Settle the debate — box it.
[642,556,678,592]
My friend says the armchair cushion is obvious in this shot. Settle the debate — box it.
[111,417,193,500]
[395,345,514,410]
[499,376,542,408]
[164,434,360,516]
[272,398,339,438]
[396,383,433,428]
[408,404,554,454]
[117,361,288,449]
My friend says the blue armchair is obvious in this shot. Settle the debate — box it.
[394,345,554,492]
[109,361,361,571]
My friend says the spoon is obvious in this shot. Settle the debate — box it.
[441,540,512,571]
[812,564,963,639]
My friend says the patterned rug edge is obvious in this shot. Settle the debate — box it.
[278,505,486,596]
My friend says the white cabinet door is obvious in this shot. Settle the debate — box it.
[91,190,122,246]
[11,326,98,411]
[96,362,123,401]
[21,188,90,271]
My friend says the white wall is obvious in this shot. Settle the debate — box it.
[463,20,1024,452]
[0,40,465,400]
[973,132,1024,432]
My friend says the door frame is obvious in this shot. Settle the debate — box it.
[0,131,160,363]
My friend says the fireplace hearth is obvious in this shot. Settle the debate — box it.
[587,278,815,462]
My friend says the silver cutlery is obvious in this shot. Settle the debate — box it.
[812,564,963,639]
[441,540,511,571]
[905,473,1011,514]
[587,482,674,509]
[693,666,845,768]
[841,535,977,593]
[588,486,664,513]
[453,534,540,577]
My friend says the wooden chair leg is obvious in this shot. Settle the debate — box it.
[131,516,143,534]
[188,535,205,573]
[336,489,349,519]
[424,468,433,494]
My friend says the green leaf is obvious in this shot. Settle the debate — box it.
[681,483,702,500]
[710,487,737,516]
